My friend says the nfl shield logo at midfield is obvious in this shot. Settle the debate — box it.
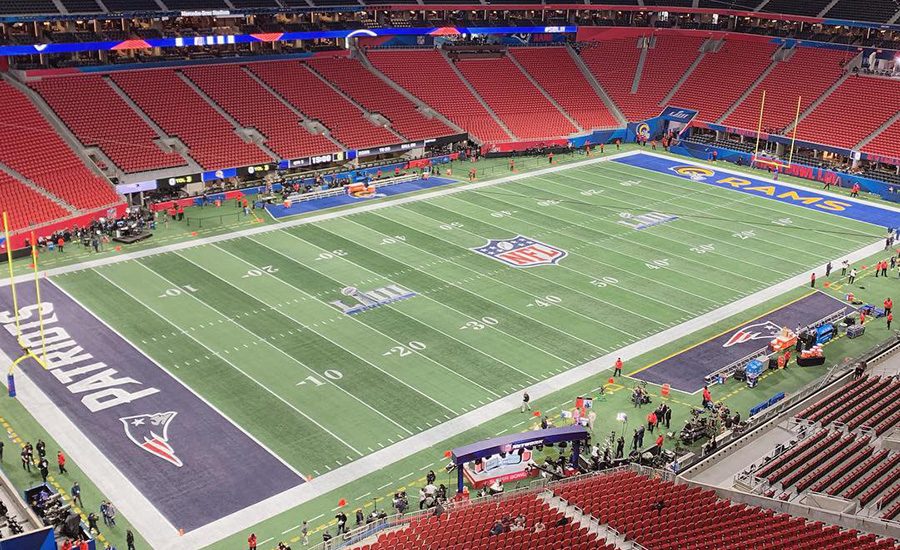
[472,236,567,268]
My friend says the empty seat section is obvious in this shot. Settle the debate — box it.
[366,492,608,550]
[111,69,270,170]
[510,46,619,130]
[248,61,398,150]
[367,49,510,143]
[182,65,338,161]
[455,56,577,139]
[550,470,898,550]
[668,39,778,123]
[0,81,119,210]
[725,48,849,132]
[306,57,453,141]
[579,37,644,120]
[0,172,71,229]
[628,35,706,120]
[824,0,900,22]
[797,77,900,149]
[863,118,900,159]
[31,75,186,174]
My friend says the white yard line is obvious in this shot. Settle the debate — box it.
[6,151,894,549]
[177,239,885,550]
[0,151,639,290]
[92,268,364,457]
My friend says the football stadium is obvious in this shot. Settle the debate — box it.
[1,2,900,549]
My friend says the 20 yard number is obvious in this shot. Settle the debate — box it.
[383,341,427,357]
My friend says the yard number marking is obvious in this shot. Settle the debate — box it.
[460,317,499,331]
[315,249,347,261]
[242,265,279,278]
[296,369,344,387]
[383,341,427,357]
[158,285,199,298]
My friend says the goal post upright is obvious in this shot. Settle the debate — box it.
[2,212,47,398]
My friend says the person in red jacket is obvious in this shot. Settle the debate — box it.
[248,533,257,550]
[888,312,894,330]
[702,386,712,409]
[851,182,860,197]
[655,433,664,451]
[57,450,67,474]
[647,411,657,433]
[885,297,893,315]
[57,237,65,253]
[614,357,623,377]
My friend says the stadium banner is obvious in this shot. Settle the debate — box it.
[355,138,436,157]
[0,26,576,56]
[278,151,345,170]
[658,106,698,124]
[115,180,158,194]
[201,167,237,182]
[156,172,201,188]
[568,128,628,148]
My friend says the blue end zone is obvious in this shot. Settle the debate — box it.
[0,283,303,532]
[614,154,900,229]
[632,291,849,393]
[265,177,457,219]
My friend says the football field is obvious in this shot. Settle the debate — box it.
[26,151,891,546]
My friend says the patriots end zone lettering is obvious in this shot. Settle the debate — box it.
[0,302,160,412]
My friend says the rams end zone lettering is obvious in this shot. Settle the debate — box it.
[669,166,851,212]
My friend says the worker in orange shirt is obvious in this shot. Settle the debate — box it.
[614,357,623,377]
[702,385,712,409]
[884,297,893,315]
[888,312,894,331]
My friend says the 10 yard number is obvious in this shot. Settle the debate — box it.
[297,369,343,387]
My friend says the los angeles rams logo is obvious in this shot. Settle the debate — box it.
[670,166,715,181]
[636,123,651,139]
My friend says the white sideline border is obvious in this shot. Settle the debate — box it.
[0,150,891,549]
[0,151,638,289]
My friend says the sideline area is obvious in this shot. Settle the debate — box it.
[0,149,897,549]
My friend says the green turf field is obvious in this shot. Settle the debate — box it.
[47,154,889,547]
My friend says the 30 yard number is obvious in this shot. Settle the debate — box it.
[460,317,499,330]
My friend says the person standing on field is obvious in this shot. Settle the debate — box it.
[520,392,531,413]
[614,357,623,377]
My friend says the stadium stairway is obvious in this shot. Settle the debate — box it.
[301,60,408,143]
[240,66,345,152]
[2,75,109,183]
[355,49,466,137]
[793,75,900,149]
[565,43,627,127]
[724,48,852,133]
[0,79,121,212]
[505,51,583,133]
[438,49,516,141]
[247,60,402,150]
[858,111,900,156]
[176,70,280,161]
[454,55,578,140]
[366,48,512,143]
[509,46,620,131]
[656,39,710,109]
[306,56,455,142]
[716,47,785,124]
[181,64,340,161]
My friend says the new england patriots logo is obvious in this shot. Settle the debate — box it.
[472,236,567,268]
[120,411,183,467]
[723,321,781,348]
